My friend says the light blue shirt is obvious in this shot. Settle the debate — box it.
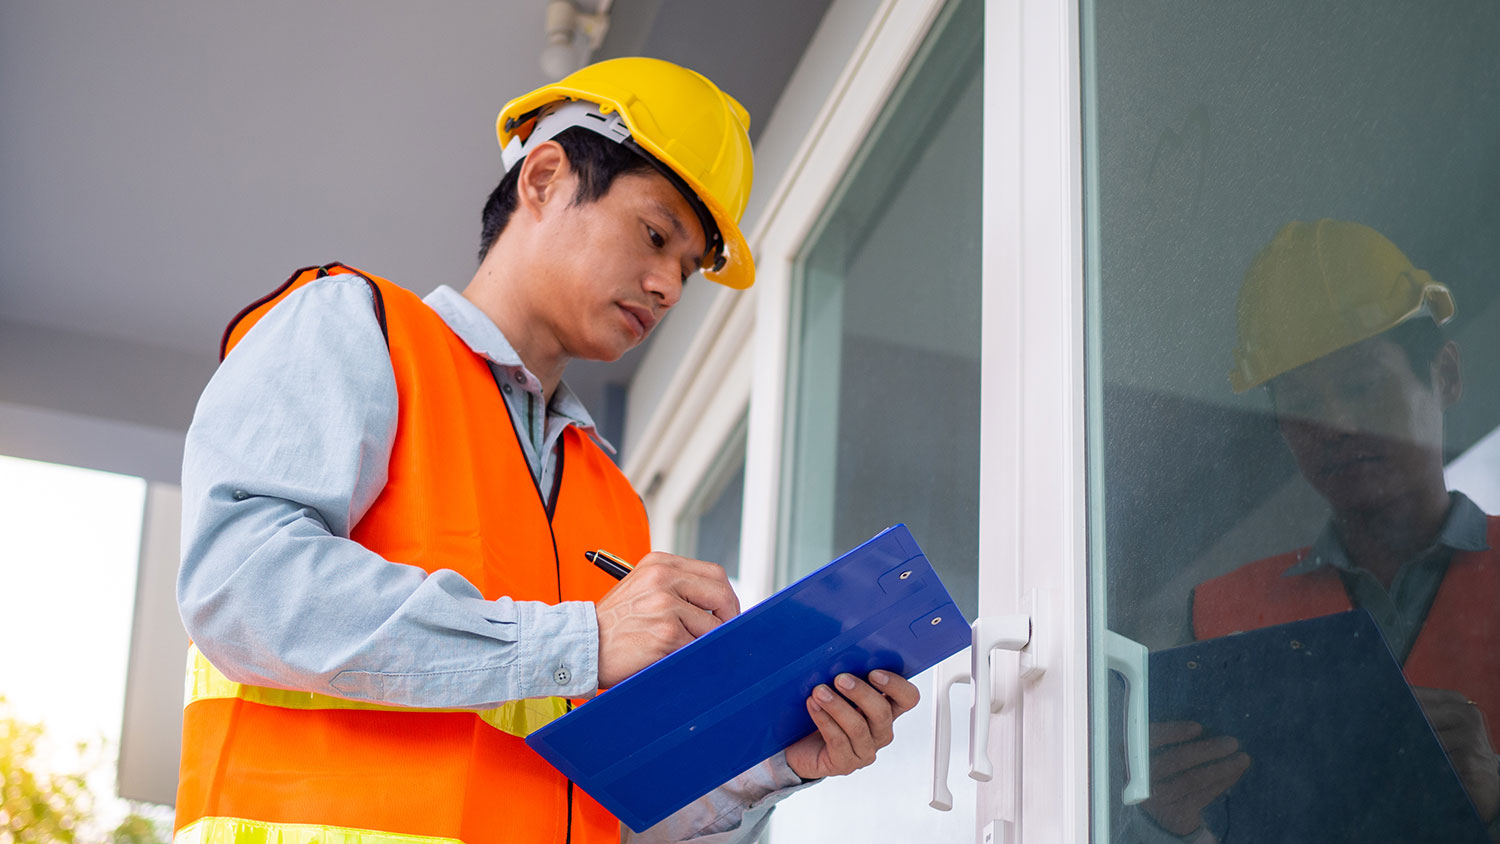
[1282,491,1491,662]
[178,273,809,843]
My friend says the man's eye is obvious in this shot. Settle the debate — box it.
[647,226,665,249]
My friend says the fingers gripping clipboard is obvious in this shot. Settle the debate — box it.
[1148,610,1488,843]
[525,524,972,832]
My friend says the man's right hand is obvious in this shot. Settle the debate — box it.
[1140,720,1251,836]
[1414,687,1500,823]
[594,552,740,689]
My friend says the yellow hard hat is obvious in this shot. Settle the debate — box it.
[497,57,757,289]
[1229,219,1455,393]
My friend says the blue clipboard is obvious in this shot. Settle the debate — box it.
[1148,610,1487,843]
[525,524,971,832]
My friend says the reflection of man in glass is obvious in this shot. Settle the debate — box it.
[1140,220,1500,842]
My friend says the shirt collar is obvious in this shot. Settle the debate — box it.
[422,285,615,454]
[1284,491,1491,576]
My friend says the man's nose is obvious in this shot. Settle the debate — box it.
[1307,397,1362,436]
[644,265,683,310]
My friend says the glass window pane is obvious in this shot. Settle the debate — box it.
[772,0,981,841]
[1082,2,1500,841]
[678,415,747,580]
[780,0,982,621]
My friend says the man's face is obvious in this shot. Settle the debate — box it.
[532,168,706,363]
[1270,333,1450,513]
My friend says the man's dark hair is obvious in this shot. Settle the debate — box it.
[1267,316,1449,415]
[1384,317,1448,386]
[477,127,657,263]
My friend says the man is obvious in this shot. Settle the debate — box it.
[175,58,919,844]
[1135,220,1500,843]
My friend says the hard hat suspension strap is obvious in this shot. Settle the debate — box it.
[500,100,725,272]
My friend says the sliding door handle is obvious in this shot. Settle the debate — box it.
[1106,630,1151,805]
[968,614,1031,782]
[929,651,972,811]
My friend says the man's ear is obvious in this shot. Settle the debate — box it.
[517,140,571,222]
[1433,339,1463,408]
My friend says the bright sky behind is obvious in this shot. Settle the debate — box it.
[0,453,146,792]
[1448,424,1500,515]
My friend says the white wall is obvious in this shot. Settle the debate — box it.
[0,402,187,487]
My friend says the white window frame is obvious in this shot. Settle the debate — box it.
[976,0,1092,840]
[624,0,1095,839]
[625,299,754,558]
[625,0,952,608]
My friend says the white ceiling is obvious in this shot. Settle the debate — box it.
[0,0,830,468]
[2,0,570,354]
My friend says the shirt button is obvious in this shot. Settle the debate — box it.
[553,667,571,685]
[231,490,249,501]
[502,383,512,394]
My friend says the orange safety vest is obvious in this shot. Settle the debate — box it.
[1193,516,1500,748]
[175,264,650,844]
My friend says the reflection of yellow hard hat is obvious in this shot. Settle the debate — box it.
[1229,219,1455,393]
[497,57,756,289]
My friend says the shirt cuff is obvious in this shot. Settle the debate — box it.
[513,600,599,698]
[624,751,816,844]
[1117,804,1214,844]
[754,750,813,793]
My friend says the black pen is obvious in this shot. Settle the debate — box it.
[586,549,635,580]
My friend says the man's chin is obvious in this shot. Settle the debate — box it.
[1317,474,1403,515]
[573,335,637,364]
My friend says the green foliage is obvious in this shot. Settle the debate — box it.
[0,699,91,844]
[0,698,167,844]
[109,810,166,844]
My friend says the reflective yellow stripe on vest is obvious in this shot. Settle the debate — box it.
[183,646,568,739]
[175,816,463,844]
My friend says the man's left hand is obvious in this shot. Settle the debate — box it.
[1415,686,1500,823]
[785,670,920,781]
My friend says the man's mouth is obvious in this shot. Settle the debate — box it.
[1322,452,1384,477]
[619,303,656,337]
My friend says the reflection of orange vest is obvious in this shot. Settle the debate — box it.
[175,264,650,844]
[1193,516,1500,748]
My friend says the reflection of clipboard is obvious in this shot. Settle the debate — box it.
[525,524,971,832]
[1149,611,1487,843]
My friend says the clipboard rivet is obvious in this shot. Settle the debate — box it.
[930,616,942,625]
[899,571,913,580]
